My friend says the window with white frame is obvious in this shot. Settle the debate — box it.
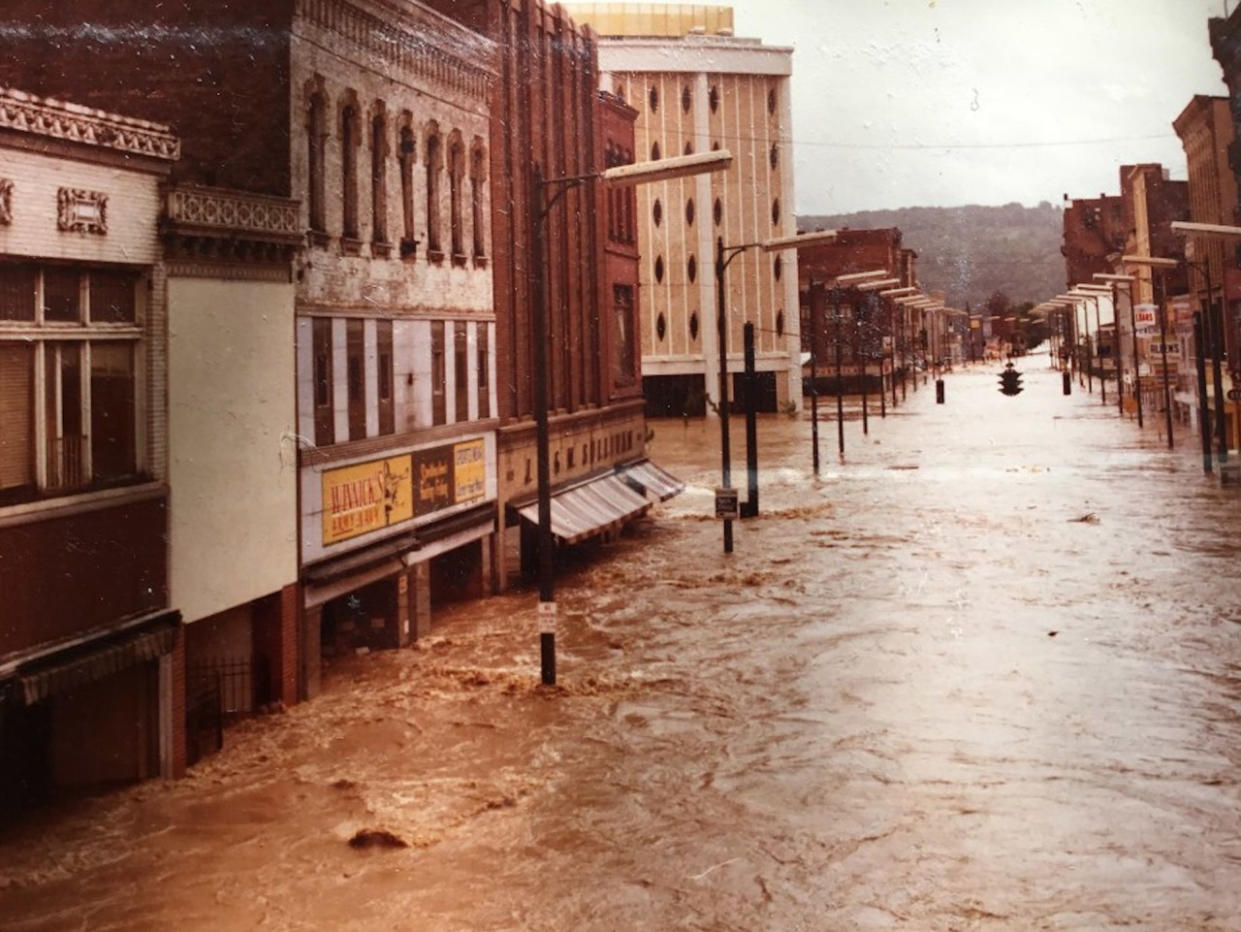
[0,262,143,503]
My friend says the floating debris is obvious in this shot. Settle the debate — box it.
[348,829,408,850]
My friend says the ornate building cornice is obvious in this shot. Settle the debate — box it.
[163,184,302,276]
[294,0,495,104]
[0,88,179,161]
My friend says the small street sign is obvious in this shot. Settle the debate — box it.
[715,487,739,520]
[1227,388,1241,402]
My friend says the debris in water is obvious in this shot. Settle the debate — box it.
[331,779,356,790]
[1069,512,1099,523]
[348,829,408,850]
[1047,631,1058,638]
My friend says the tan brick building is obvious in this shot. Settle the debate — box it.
[566,3,801,416]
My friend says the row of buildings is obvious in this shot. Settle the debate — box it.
[1055,6,1241,457]
[0,0,812,807]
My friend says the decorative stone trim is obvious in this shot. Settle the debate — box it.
[0,88,179,161]
[57,187,107,234]
[295,0,495,104]
[0,178,11,225]
[340,236,363,257]
[165,184,301,243]
[371,241,393,259]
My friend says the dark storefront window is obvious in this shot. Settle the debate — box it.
[431,321,446,426]
[454,321,469,422]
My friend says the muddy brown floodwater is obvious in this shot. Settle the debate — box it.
[5,359,1241,930]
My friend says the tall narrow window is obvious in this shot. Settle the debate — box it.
[431,321,446,426]
[312,318,335,447]
[346,319,365,440]
[454,321,468,422]
[371,106,388,249]
[341,96,360,242]
[448,132,465,261]
[45,343,83,490]
[470,141,487,260]
[0,344,34,494]
[307,83,327,234]
[614,285,636,382]
[425,124,443,258]
[377,319,394,435]
[90,342,135,481]
[476,324,490,420]
[398,118,416,257]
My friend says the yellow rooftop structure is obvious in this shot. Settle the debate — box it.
[563,4,734,38]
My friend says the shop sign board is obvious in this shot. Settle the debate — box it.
[1134,304,1158,330]
[715,487,739,520]
[322,455,413,546]
[413,438,488,516]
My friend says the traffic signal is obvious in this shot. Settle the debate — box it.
[998,363,1023,396]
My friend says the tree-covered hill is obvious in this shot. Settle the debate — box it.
[799,202,1064,310]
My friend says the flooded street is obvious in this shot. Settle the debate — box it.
[5,359,1241,930]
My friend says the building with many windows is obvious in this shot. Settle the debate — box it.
[0,0,501,706]
[566,3,801,417]
[0,89,183,806]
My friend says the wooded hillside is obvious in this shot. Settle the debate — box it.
[799,202,1064,310]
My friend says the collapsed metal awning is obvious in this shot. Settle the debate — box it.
[616,458,685,502]
[516,473,650,544]
[13,611,180,706]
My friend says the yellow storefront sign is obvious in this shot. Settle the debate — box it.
[322,455,413,546]
[454,438,486,504]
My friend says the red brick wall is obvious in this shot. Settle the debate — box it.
[429,0,609,423]
[251,583,300,707]
[0,0,294,196]
[0,495,168,660]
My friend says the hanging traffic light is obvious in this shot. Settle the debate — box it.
[998,362,1023,396]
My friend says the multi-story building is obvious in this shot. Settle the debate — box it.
[564,3,801,417]
[1,0,502,705]
[426,0,666,585]
[1061,192,1128,289]
[1173,95,1240,442]
[795,228,919,394]
[0,90,182,806]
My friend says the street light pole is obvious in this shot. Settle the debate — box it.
[530,150,733,684]
[1124,255,1180,449]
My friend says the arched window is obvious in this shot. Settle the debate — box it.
[470,139,487,260]
[371,103,388,249]
[340,91,360,241]
[397,114,416,258]
[448,130,466,261]
[306,78,327,235]
[425,122,443,259]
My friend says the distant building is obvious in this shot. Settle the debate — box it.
[794,228,922,392]
[566,3,802,416]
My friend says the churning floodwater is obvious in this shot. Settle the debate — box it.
[4,358,1241,930]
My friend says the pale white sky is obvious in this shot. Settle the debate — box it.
[726,0,1232,214]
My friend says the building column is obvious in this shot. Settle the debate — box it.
[253,584,300,707]
[158,626,186,779]
[410,560,432,640]
[301,605,322,701]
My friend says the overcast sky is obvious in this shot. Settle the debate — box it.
[725,0,1233,216]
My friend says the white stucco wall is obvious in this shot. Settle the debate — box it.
[169,278,298,623]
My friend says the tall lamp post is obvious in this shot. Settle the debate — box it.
[1096,273,1141,426]
[1077,283,1118,408]
[712,228,838,553]
[531,149,733,685]
[856,278,900,421]
[1123,254,1180,450]
[881,285,917,408]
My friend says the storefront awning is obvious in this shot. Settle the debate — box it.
[13,611,180,706]
[516,473,650,544]
[616,459,685,502]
